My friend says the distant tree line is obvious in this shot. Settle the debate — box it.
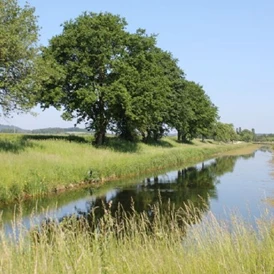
[0,1,257,145]
[235,127,256,142]
[0,124,86,134]
[255,133,274,142]
[200,124,257,143]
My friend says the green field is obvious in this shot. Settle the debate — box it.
[0,134,258,203]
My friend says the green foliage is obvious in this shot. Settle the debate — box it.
[37,13,183,144]
[239,129,255,142]
[0,6,223,145]
[0,185,9,203]
[213,122,238,143]
[113,36,183,142]
[169,80,219,142]
[0,0,39,116]
[256,133,274,142]
[37,12,219,145]
[38,12,129,145]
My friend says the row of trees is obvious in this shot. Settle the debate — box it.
[36,12,219,144]
[1,1,252,145]
[256,134,274,142]
[212,124,256,143]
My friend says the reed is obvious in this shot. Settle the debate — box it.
[0,201,273,274]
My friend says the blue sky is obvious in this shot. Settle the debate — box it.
[3,0,274,133]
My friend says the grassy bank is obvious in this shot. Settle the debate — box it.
[0,134,258,203]
[1,202,274,274]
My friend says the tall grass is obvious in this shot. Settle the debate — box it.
[0,134,257,203]
[1,201,274,273]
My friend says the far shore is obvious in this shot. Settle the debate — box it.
[0,134,260,204]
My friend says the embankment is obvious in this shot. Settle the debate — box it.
[0,134,259,203]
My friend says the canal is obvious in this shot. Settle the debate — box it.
[1,147,274,235]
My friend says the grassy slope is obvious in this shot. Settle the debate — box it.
[0,134,257,202]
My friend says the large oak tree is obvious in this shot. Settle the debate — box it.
[39,12,133,145]
[38,12,180,144]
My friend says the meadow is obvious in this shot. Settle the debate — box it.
[0,133,257,203]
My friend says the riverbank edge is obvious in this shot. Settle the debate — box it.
[2,142,259,206]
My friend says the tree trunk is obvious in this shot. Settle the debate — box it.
[119,120,135,141]
[94,94,107,145]
[177,129,182,142]
[153,129,159,142]
[95,128,106,145]
[181,133,188,143]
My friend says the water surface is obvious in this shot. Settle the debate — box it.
[1,148,274,234]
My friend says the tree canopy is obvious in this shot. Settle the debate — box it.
[212,122,238,143]
[36,12,220,145]
[0,2,256,146]
[169,80,218,142]
[238,129,255,142]
[0,0,39,116]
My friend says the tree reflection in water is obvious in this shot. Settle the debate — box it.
[66,154,256,235]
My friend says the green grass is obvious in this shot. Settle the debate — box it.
[0,134,257,203]
[1,201,274,274]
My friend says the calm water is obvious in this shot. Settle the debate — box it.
[1,148,274,234]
